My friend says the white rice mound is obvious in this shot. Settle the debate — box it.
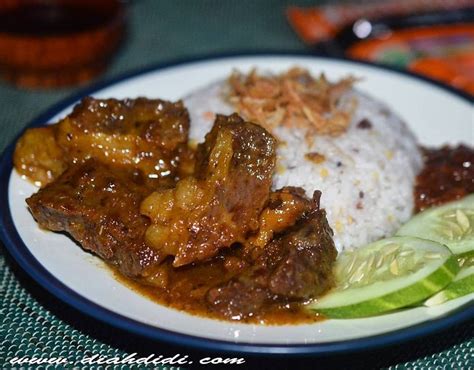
[184,80,423,252]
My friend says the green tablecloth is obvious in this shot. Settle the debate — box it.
[1,1,472,368]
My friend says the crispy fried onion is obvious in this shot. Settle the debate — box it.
[228,67,357,137]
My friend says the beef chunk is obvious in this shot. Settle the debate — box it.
[206,190,337,319]
[26,159,161,278]
[13,126,66,186]
[24,113,337,322]
[14,97,190,187]
[141,114,276,267]
[206,281,268,320]
[249,187,311,248]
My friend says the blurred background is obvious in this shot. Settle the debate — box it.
[0,0,472,149]
[0,1,473,369]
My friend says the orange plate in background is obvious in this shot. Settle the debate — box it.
[347,24,474,95]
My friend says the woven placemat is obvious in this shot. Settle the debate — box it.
[0,1,473,368]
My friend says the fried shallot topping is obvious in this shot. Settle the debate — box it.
[228,67,357,137]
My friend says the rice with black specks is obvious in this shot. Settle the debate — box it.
[183,78,423,251]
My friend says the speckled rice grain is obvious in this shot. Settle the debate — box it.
[184,80,423,251]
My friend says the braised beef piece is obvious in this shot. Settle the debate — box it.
[25,114,337,322]
[141,114,276,267]
[26,159,161,278]
[206,189,337,320]
[13,126,67,186]
[415,145,474,212]
[249,187,312,248]
[14,97,191,187]
[27,113,276,274]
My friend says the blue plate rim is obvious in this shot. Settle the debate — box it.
[0,52,473,356]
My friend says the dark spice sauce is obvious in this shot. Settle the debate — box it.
[415,145,474,212]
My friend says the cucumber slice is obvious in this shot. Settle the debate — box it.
[308,237,459,319]
[424,265,474,306]
[397,194,474,256]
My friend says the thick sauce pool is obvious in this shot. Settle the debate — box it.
[110,259,325,325]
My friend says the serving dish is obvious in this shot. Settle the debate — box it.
[0,54,472,355]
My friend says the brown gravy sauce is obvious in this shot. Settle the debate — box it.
[109,261,325,325]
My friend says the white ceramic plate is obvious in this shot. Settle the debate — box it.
[1,55,473,355]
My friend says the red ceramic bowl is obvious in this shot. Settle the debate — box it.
[0,0,125,88]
